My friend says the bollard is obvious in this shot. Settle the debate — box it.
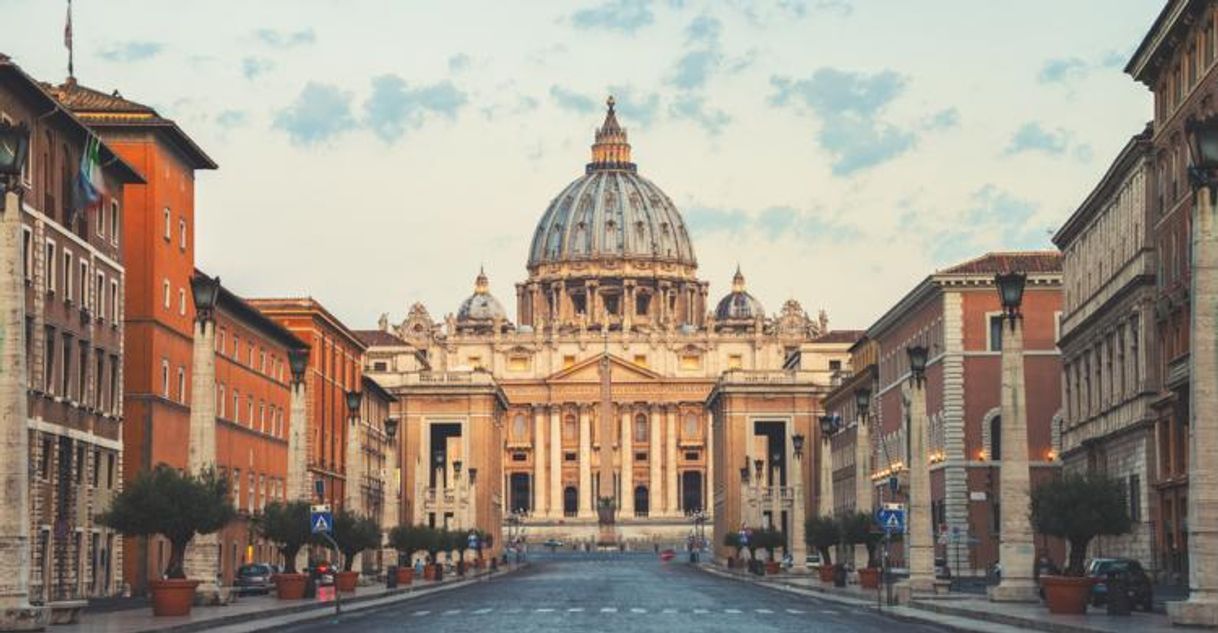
[386,566,398,589]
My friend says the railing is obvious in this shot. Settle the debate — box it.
[404,371,498,386]
[719,370,814,385]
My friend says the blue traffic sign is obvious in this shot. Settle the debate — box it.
[310,504,333,534]
[876,507,905,534]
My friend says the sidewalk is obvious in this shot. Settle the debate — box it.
[696,564,1178,633]
[56,565,525,633]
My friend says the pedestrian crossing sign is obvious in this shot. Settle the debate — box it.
[875,506,905,534]
[310,506,333,534]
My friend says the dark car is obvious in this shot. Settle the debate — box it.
[306,561,335,586]
[234,563,276,594]
[1087,558,1154,610]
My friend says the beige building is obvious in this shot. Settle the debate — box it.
[363,100,854,548]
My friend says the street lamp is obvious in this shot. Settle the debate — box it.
[819,414,835,439]
[0,120,30,192]
[1187,115,1218,188]
[384,416,399,441]
[345,390,362,424]
[792,433,805,460]
[189,273,221,323]
[753,458,764,479]
[288,348,310,386]
[855,387,871,418]
[453,460,463,477]
[907,345,928,384]
[994,272,1027,324]
[739,465,750,483]
[468,467,477,485]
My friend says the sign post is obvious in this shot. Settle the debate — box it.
[310,504,341,616]
[875,504,906,608]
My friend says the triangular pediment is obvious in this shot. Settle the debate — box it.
[546,353,663,383]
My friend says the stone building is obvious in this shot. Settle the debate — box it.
[863,252,1064,573]
[362,100,854,549]
[1052,129,1159,570]
[1,57,143,610]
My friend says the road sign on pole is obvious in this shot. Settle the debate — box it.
[875,506,905,534]
[310,504,333,534]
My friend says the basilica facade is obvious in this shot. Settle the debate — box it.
[360,99,856,547]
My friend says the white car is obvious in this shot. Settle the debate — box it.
[805,553,823,570]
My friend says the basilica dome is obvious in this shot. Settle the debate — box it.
[457,268,507,322]
[715,267,765,321]
[527,97,696,270]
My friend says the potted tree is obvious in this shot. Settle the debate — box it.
[840,512,883,589]
[724,532,743,568]
[805,515,839,583]
[98,465,234,616]
[1031,473,1132,615]
[331,511,381,593]
[388,525,424,585]
[424,528,448,581]
[256,501,314,600]
[756,527,785,574]
[455,530,473,575]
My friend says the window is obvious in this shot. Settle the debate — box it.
[218,385,226,418]
[233,390,240,422]
[259,402,265,432]
[467,355,482,369]
[829,360,842,371]
[989,415,1002,461]
[91,449,100,486]
[110,280,119,322]
[218,328,226,354]
[160,360,169,398]
[61,333,72,398]
[679,354,699,370]
[178,218,187,250]
[163,207,171,240]
[1129,474,1141,521]
[21,227,32,281]
[563,355,576,369]
[988,314,1004,351]
[109,355,119,415]
[78,341,88,405]
[508,356,528,372]
[177,367,186,403]
[632,354,647,367]
[260,350,266,373]
[45,241,56,293]
[96,271,106,318]
[633,414,648,442]
[727,354,743,370]
[106,453,115,488]
[247,397,253,427]
[79,259,89,307]
[109,199,120,245]
[94,349,104,408]
[63,251,73,303]
[178,288,186,316]
[233,336,239,358]
[162,279,171,309]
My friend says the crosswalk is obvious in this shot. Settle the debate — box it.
[403,606,837,617]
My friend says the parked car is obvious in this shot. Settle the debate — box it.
[804,552,823,570]
[234,563,277,594]
[1087,558,1154,611]
[543,539,564,550]
[305,561,335,586]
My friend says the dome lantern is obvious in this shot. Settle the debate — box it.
[588,96,635,173]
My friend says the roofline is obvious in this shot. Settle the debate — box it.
[1126,0,1198,86]
[196,270,308,351]
[361,375,396,402]
[246,297,369,352]
[1052,125,1153,248]
[0,57,145,184]
[76,117,217,170]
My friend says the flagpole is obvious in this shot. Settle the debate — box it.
[65,0,74,79]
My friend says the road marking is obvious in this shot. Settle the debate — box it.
[442,609,462,615]
[820,609,840,615]
[786,608,806,614]
[535,608,555,613]
[601,607,618,613]
[630,608,647,613]
[724,608,742,614]
[692,608,709,614]
[755,608,774,614]
[473,608,493,614]
[412,610,430,616]
[568,608,584,612]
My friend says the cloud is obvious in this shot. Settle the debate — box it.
[448,53,471,73]
[687,204,861,242]
[923,107,960,130]
[1037,57,1087,84]
[1099,49,1129,69]
[273,82,356,146]
[254,28,316,49]
[362,75,467,143]
[770,68,916,175]
[685,14,722,44]
[686,206,749,234]
[242,57,274,80]
[571,0,655,33]
[671,49,722,90]
[98,41,164,62]
[550,85,599,114]
[1005,121,1068,155]
[669,94,730,135]
[812,0,852,16]
[215,110,248,128]
[965,184,1036,227]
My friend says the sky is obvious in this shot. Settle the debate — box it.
[2,0,1164,331]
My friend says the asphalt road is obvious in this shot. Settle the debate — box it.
[286,552,951,633]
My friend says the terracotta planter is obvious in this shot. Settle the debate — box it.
[395,567,414,585]
[273,573,308,600]
[1041,576,1094,615]
[148,579,199,617]
[334,571,359,593]
[819,564,837,583]
[423,565,436,581]
[858,567,881,589]
[765,561,781,575]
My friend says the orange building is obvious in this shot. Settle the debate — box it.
[248,298,366,509]
[204,272,304,584]
[47,78,217,593]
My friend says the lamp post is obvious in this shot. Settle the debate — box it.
[185,272,223,604]
[287,348,311,501]
[899,345,935,599]
[987,272,1039,603]
[818,415,835,519]
[1167,117,1218,626]
[344,390,363,521]
[790,433,808,571]
[853,387,873,573]
[0,120,47,631]
[380,416,399,573]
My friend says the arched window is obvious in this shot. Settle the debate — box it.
[990,415,1002,461]
[683,413,699,438]
[512,413,527,441]
[634,486,649,517]
[563,486,578,517]
[563,414,577,441]
[634,413,648,442]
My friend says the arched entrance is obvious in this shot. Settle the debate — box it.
[634,485,649,517]
[681,471,703,513]
[509,473,531,513]
[563,486,578,517]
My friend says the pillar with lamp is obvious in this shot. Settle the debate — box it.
[379,415,400,572]
[853,387,873,573]
[987,271,1039,603]
[183,272,224,604]
[817,413,837,520]
[343,389,363,516]
[0,119,48,631]
[789,432,808,571]
[896,344,937,600]
[1165,115,1218,627]
[287,348,311,501]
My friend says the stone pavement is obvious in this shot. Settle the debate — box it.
[55,565,523,633]
[697,564,1180,633]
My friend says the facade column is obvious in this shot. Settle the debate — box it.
[380,421,400,570]
[185,309,221,604]
[0,186,49,630]
[902,376,935,596]
[818,437,833,517]
[649,406,661,518]
[1170,184,1218,625]
[989,312,1038,602]
[854,411,873,571]
[666,407,679,515]
[790,440,808,570]
[532,406,547,517]
[287,380,309,500]
[705,413,714,515]
[620,407,633,516]
[345,417,361,515]
[549,406,562,519]
[578,406,593,518]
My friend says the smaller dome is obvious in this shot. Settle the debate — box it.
[715,266,765,321]
[457,268,507,322]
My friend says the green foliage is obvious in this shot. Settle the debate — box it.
[804,514,839,564]
[331,510,382,572]
[724,531,743,555]
[255,500,314,574]
[98,464,235,579]
[838,511,882,567]
[753,527,786,558]
[389,524,427,562]
[1031,472,1132,576]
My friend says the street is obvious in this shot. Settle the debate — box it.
[284,553,950,632]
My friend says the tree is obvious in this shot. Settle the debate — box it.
[838,512,882,568]
[331,510,382,572]
[98,464,235,579]
[724,531,744,558]
[389,525,426,565]
[754,527,785,562]
[255,501,314,574]
[1031,472,1132,576]
[425,527,447,563]
[805,515,839,565]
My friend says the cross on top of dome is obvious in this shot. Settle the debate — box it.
[589,95,635,173]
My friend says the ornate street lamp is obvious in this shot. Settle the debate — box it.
[907,345,929,384]
[384,416,399,441]
[994,272,1027,324]
[1187,115,1218,188]
[739,465,750,483]
[345,390,362,424]
[819,414,835,439]
[189,273,221,323]
[753,458,764,479]
[288,348,310,386]
[468,467,477,485]
[453,460,463,477]
[0,120,30,191]
[792,433,805,460]
[854,387,871,418]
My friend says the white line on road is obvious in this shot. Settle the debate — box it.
[630,608,647,613]
[473,608,493,614]
[820,609,840,615]
[535,608,555,613]
[755,608,773,614]
[442,609,462,615]
[412,611,430,617]
[601,607,618,613]
[568,608,584,612]
[724,608,742,614]
[786,608,806,614]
